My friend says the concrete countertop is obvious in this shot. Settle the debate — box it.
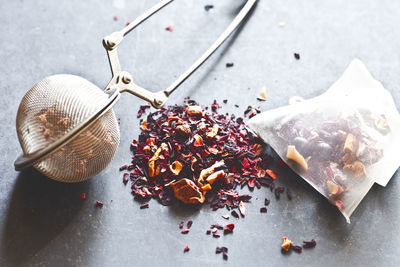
[1,0,399,266]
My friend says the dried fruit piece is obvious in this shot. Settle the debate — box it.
[257,86,267,101]
[169,179,205,204]
[281,237,293,252]
[185,105,203,117]
[343,133,357,154]
[334,199,345,211]
[265,169,277,180]
[169,161,183,176]
[206,170,226,184]
[326,180,344,197]
[181,228,190,234]
[198,160,225,186]
[176,124,191,137]
[213,232,221,238]
[148,143,168,177]
[343,161,366,178]
[286,145,308,171]
[193,134,204,147]
[260,207,267,213]
[206,124,219,139]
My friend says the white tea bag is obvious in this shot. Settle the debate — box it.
[248,59,400,222]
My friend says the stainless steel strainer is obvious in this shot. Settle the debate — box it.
[14,0,256,182]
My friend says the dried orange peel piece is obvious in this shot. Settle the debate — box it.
[198,160,225,186]
[206,124,219,139]
[286,145,308,171]
[169,161,183,176]
[148,143,168,177]
[169,178,205,204]
[281,237,293,252]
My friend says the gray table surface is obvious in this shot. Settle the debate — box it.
[1,0,399,266]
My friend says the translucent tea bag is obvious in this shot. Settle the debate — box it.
[249,59,400,222]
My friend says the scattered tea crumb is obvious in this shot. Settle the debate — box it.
[96,200,104,207]
[206,230,211,235]
[113,15,118,21]
[80,193,86,200]
[286,188,293,200]
[222,214,230,220]
[223,224,235,233]
[140,202,149,209]
[292,245,302,253]
[231,210,240,218]
[181,228,190,234]
[264,198,270,206]
[257,86,267,101]
[294,53,300,60]
[204,4,214,11]
[223,99,228,104]
[126,21,130,26]
[303,239,317,248]
[226,62,234,68]
[179,221,184,229]
[165,26,173,32]
[184,245,190,252]
[213,232,221,238]
[123,173,129,184]
[238,201,246,217]
[260,207,267,213]
[187,220,193,229]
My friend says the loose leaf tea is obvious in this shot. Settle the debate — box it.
[122,99,276,214]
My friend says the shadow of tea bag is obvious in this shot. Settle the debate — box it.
[248,59,400,223]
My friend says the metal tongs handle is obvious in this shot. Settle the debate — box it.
[104,0,257,108]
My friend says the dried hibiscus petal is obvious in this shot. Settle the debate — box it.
[181,228,190,234]
[184,245,190,252]
[223,224,235,233]
[303,239,316,248]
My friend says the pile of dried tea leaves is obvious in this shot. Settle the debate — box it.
[120,99,278,214]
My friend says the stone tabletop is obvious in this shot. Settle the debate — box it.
[1,0,399,266]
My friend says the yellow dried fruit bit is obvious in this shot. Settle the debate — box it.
[257,86,267,101]
[343,160,366,178]
[343,133,357,154]
[281,237,293,252]
[286,145,308,171]
[185,105,203,117]
[206,124,219,139]
[169,178,205,204]
[169,161,183,176]
[205,170,226,184]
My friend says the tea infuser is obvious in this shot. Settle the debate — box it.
[14,0,257,182]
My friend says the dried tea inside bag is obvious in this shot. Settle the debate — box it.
[248,59,400,222]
